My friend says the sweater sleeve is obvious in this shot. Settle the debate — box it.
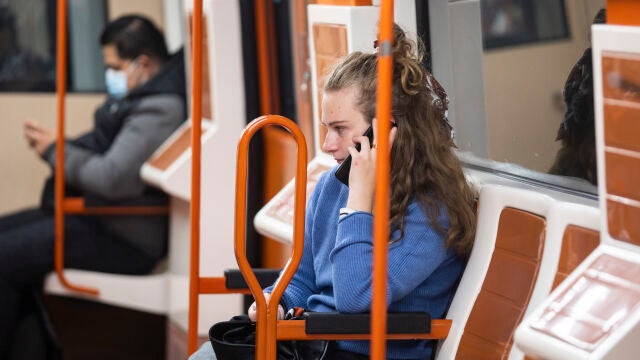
[45,95,184,199]
[329,206,449,313]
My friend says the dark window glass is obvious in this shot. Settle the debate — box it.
[0,0,107,93]
[480,0,569,50]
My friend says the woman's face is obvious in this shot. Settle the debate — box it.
[321,86,370,164]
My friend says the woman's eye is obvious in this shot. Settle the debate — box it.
[335,127,344,135]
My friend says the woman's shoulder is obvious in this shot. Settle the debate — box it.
[405,198,450,228]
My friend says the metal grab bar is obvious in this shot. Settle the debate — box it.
[187,0,283,353]
[236,115,308,360]
[186,114,307,357]
[275,318,452,341]
[371,1,395,359]
[53,0,171,298]
[61,198,169,215]
[53,0,98,296]
[187,0,204,354]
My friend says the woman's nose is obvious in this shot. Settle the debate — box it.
[322,133,337,153]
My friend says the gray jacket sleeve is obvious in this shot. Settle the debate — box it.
[45,94,185,199]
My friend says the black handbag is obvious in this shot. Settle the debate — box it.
[209,309,334,360]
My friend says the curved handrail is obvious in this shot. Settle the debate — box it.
[235,115,307,360]
[371,1,395,359]
[187,0,204,354]
[53,0,98,296]
[53,2,171,297]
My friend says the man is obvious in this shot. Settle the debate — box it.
[0,15,186,358]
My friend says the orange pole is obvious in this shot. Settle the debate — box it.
[187,0,204,355]
[235,115,307,360]
[371,1,394,359]
[607,0,640,26]
[254,0,280,114]
[54,0,98,296]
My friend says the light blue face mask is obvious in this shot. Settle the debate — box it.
[105,68,128,99]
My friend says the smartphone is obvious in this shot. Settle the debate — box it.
[334,125,375,186]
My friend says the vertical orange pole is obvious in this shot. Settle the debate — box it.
[371,1,394,359]
[53,0,67,294]
[187,0,203,355]
[254,0,279,115]
[254,0,270,114]
[607,0,640,26]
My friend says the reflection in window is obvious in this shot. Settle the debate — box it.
[0,2,53,91]
[480,0,569,50]
[0,0,107,93]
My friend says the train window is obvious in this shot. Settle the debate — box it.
[480,0,569,50]
[477,0,604,196]
[0,0,107,93]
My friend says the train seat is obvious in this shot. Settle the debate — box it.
[530,202,600,304]
[43,259,169,314]
[436,184,551,359]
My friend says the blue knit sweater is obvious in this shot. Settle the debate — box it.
[266,167,464,360]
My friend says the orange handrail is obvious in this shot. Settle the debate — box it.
[53,0,98,296]
[276,319,452,341]
[52,3,172,297]
[186,115,308,358]
[187,0,204,354]
[371,1,394,359]
[235,115,307,360]
[61,197,169,215]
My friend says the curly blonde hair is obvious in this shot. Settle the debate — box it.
[324,24,476,255]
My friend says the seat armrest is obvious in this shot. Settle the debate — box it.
[224,268,281,289]
[304,312,431,334]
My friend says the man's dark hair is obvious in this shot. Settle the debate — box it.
[100,15,169,62]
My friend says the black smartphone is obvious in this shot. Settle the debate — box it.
[334,126,374,186]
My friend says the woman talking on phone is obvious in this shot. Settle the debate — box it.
[192,24,476,360]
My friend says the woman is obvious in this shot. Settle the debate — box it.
[194,24,476,360]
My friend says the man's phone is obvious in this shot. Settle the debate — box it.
[334,126,374,186]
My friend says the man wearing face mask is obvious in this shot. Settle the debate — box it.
[0,15,185,358]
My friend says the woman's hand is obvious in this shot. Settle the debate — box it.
[24,120,56,157]
[247,292,285,321]
[346,118,397,213]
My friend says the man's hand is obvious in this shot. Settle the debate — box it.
[24,120,56,157]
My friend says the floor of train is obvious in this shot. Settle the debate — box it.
[44,295,166,360]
